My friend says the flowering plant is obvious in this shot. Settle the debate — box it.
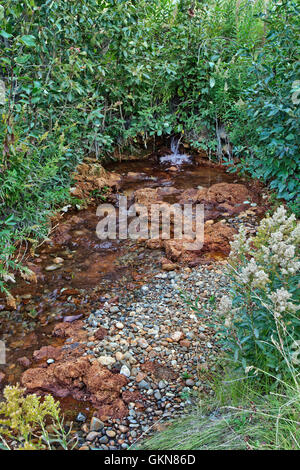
[217,206,300,377]
[0,385,76,450]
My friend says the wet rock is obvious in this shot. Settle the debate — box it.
[17,356,31,368]
[71,162,121,199]
[52,321,85,340]
[162,238,194,261]
[45,264,61,271]
[21,356,90,397]
[90,417,104,432]
[86,431,100,441]
[134,188,161,206]
[33,346,63,362]
[179,182,251,208]
[76,412,87,423]
[84,362,128,419]
[22,355,128,421]
[202,222,237,255]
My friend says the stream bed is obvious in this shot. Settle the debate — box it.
[0,151,267,449]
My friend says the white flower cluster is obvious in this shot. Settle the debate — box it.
[268,287,299,318]
[229,226,251,258]
[218,295,240,328]
[261,238,300,274]
[259,206,296,233]
[219,294,232,313]
[219,206,299,335]
[231,205,299,277]
[239,258,270,289]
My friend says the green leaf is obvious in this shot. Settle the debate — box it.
[20,35,36,47]
[0,30,13,39]
[209,77,215,88]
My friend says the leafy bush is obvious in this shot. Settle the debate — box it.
[0,385,76,450]
[216,206,300,377]
[232,0,300,203]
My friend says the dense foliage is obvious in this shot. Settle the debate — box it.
[0,0,299,296]
[233,1,300,205]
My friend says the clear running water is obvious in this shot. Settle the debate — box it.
[159,137,192,165]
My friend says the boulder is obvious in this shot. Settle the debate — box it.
[202,221,237,255]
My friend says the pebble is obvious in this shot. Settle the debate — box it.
[138,380,150,390]
[76,413,86,423]
[115,352,124,361]
[138,338,149,349]
[158,380,168,389]
[120,365,131,377]
[45,264,60,271]
[186,379,195,387]
[98,356,116,366]
[90,417,104,432]
[86,431,100,441]
[110,306,119,313]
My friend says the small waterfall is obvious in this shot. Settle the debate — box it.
[160,137,192,165]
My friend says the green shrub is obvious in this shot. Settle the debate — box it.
[233,0,300,202]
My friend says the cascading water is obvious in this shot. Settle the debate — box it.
[159,137,192,165]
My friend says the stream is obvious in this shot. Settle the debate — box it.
[0,148,266,448]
